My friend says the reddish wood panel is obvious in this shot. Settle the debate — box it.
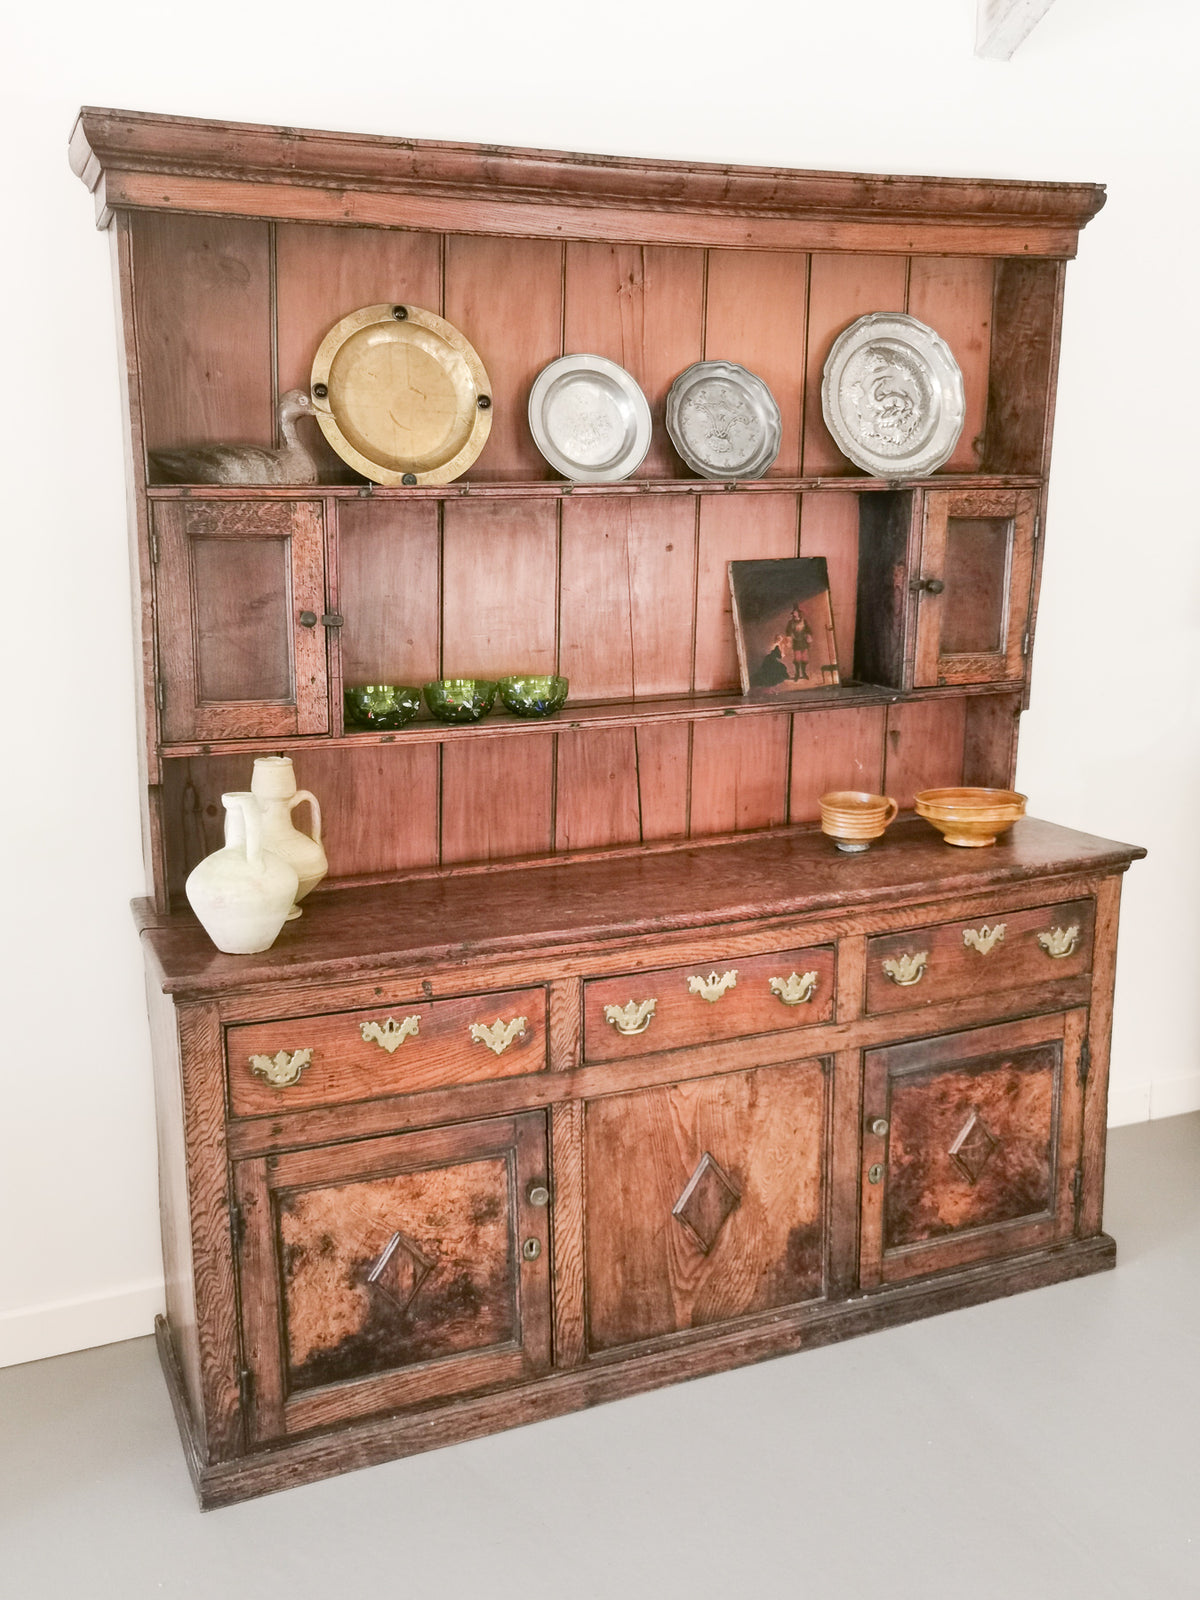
[441,739,554,863]
[444,236,563,479]
[558,497,696,698]
[441,500,558,677]
[689,715,790,836]
[563,243,704,477]
[801,254,909,475]
[985,259,1062,475]
[635,722,691,840]
[789,706,887,822]
[338,498,440,687]
[285,744,440,878]
[131,212,272,454]
[907,257,994,472]
[555,730,641,852]
[703,250,808,475]
[694,496,798,693]
[883,699,968,808]
[274,223,443,481]
[799,491,860,676]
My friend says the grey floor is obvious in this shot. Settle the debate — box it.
[1,1116,1197,1600]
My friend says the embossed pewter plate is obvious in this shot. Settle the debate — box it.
[665,361,782,480]
[821,312,965,478]
[528,355,652,482]
[310,303,492,487]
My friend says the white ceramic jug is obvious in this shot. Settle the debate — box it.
[185,792,299,954]
[250,756,327,918]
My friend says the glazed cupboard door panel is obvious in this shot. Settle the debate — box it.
[583,1060,828,1353]
[860,1011,1085,1287]
[235,1114,551,1441]
[913,489,1036,687]
[154,500,329,742]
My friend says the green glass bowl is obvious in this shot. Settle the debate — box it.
[423,678,498,723]
[498,674,570,718]
[344,683,422,730]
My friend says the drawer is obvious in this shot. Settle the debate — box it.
[584,945,836,1061]
[227,986,547,1116]
[865,898,1094,1015]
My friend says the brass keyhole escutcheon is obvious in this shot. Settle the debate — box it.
[522,1238,542,1261]
[868,1164,884,1185]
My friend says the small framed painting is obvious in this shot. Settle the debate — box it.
[728,557,841,695]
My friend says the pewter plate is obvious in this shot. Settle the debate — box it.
[528,355,652,483]
[821,312,965,478]
[665,361,782,480]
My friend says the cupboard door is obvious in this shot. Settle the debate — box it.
[860,1011,1085,1287]
[235,1113,551,1441]
[913,489,1036,686]
[584,1060,828,1353]
[154,499,329,742]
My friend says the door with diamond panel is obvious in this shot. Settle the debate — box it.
[233,1113,551,1441]
[859,1011,1086,1288]
[583,1059,829,1353]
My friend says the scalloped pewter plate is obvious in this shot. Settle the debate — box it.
[310,303,492,487]
[665,361,782,481]
[821,312,965,478]
[528,355,652,483]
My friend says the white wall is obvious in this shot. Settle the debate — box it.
[3,0,1197,1366]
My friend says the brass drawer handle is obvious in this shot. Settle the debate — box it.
[1038,924,1080,959]
[360,1015,420,1053]
[248,1048,312,1087]
[882,952,928,987]
[686,969,738,1002]
[769,971,819,1006]
[469,1016,528,1056]
[963,924,1005,955]
[604,999,657,1035]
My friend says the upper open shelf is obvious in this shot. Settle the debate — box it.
[144,475,1044,501]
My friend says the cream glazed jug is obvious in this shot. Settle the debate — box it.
[250,756,327,917]
[185,793,299,954]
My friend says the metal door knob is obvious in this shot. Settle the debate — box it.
[527,1183,550,1208]
[869,1118,890,1137]
[916,577,945,595]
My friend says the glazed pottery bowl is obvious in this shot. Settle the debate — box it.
[498,674,570,717]
[915,787,1027,848]
[344,683,422,730]
[423,677,498,723]
[819,790,898,853]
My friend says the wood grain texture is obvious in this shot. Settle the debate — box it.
[800,491,861,676]
[441,499,558,677]
[634,722,691,840]
[440,739,554,864]
[703,250,808,475]
[444,235,563,479]
[550,1099,587,1368]
[563,242,704,477]
[883,699,968,808]
[789,706,887,823]
[906,257,994,472]
[689,715,791,837]
[802,254,909,475]
[985,259,1063,475]
[694,494,798,693]
[276,744,440,880]
[828,1047,863,1298]
[963,691,1022,790]
[1080,874,1123,1236]
[558,497,697,698]
[337,497,440,687]
[555,729,641,852]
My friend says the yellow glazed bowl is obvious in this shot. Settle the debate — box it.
[914,787,1027,848]
[819,790,899,853]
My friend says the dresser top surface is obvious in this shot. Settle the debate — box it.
[136,815,1143,1000]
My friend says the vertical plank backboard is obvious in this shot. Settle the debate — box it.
[690,715,790,836]
[802,254,909,475]
[985,259,1063,475]
[555,730,642,851]
[907,258,994,472]
[288,744,440,877]
[338,498,440,686]
[789,707,887,822]
[694,496,799,694]
[132,212,272,453]
[635,723,691,840]
[703,250,808,476]
[441,740,554,863]
[559,498,696,698]
[799,492,861,676]
[444,236,563,479]
[441,500,558,677]
[274,224,443,481]
[563,243,704,478]
[883,699,968,807]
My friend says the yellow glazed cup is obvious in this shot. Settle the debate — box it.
[819,791,899,853]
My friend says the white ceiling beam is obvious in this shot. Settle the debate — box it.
[976,0,1057,60]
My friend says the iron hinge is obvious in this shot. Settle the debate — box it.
[154,679,165,716]
[1021,629,1030,657]
[229,1199,244,1250]
[1078,1039,1091,1086]
[1072,1166,1085,1211]
[149,531,160,565]
[238,1366,254,1413]
[1033,514,1041,545]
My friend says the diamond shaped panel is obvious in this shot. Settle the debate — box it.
[672,1152,741,1254]
[948,1110,1000,1185]
[365,1229,435,1314]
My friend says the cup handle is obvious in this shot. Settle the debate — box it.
[882,797,899,825]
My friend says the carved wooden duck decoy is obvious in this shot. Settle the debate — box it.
[149,389,320,485]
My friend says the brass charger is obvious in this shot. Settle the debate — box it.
[310,303,492,486]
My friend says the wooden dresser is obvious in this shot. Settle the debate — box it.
[71,108,1143,1507]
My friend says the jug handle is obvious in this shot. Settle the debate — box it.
[289,789,323,845]
[222,792,263,866]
